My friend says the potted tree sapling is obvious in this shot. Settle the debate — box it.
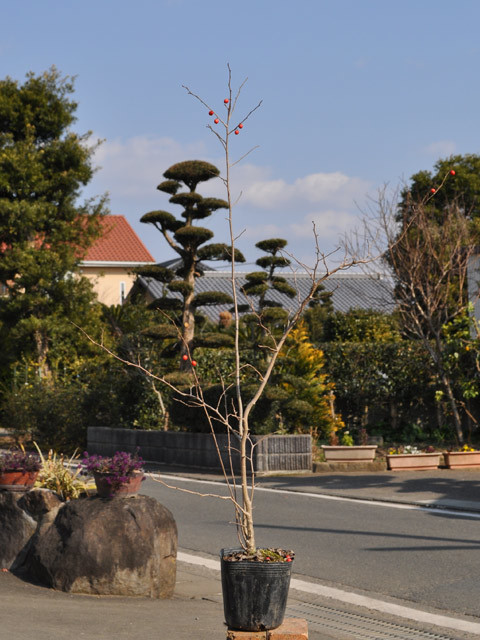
[83,67,372,632]
[162,70,371,632]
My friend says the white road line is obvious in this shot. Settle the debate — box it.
[149,472,480,519]
[177,551,480,636]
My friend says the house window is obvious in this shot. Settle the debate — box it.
[120,281,126,305]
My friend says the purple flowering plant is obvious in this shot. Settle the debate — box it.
[0,450,41,473]
[81,450,144,489]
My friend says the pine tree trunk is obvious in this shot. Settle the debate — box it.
[180,264,196,371]
[34,328,51,380]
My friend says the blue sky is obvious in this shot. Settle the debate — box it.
[2,0,480,268]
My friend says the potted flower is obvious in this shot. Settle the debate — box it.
[82,450,144,498]
[321,429,378,462]
[0,449,41,491]
[386,445,441,471]
[444,444,480,469]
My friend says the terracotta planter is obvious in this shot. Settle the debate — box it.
[321,445,377,462]
[386,453,441,471]
[444,451,480,469]
[93,470,144,498]
[0,470,39,492]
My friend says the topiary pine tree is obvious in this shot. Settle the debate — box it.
[239,238,296,356]
[137,160,245,370]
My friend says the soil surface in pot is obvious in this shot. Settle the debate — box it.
[223,548,294,563]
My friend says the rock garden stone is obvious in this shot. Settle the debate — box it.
[24,494,177,597]
[0,489,62,570]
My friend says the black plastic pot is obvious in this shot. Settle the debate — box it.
[220,547,293,631]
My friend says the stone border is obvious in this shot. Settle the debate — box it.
[313,460,387,473]
[87,427,312,474]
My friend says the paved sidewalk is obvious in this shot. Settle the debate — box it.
[254,467,480,514]
[146,462,480,513]
[1,563,226,640]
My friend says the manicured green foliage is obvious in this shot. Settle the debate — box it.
[137,160,245,370]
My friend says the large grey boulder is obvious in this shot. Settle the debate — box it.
[25,495,177,598]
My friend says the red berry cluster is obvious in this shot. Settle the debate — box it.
[208,104,244,135]
[208,109,220,124]
[182,354,197,367]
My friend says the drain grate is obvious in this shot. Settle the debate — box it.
[286,601,458,640]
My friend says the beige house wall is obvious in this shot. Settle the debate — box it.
[81,265,138,306]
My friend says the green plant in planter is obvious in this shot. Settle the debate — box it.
[34,444,89,500]
[340,431,354,446]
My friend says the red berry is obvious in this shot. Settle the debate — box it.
[214,118,219,124]
[224,99,229,104]
[191,360,197,367]
[450,169,456,175]
[208,110,214,116]
[286,558,292,562]
[182,355,188,361]
[238,123,243,129]
[234,130,239,135]
[430,188,436,193]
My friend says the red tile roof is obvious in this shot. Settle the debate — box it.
[82,215,155,263]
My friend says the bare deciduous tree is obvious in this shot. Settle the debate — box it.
[359,178,478,444]
[83,67,373,554]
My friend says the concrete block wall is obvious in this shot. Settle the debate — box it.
[87,427,312,474]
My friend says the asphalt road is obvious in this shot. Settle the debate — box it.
[140,474,480,619]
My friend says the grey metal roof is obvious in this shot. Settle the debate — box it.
[133,269,395,322]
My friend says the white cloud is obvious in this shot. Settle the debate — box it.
[83,133,370,265]
[241,171,370,211]
[290,209,360,240]
[423,140,457,157]
[90,134,208,197]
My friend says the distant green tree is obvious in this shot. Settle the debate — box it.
[322,309,401,343]
[399,154,480,223]
[137,160,244,371]
[0,67,107,380]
